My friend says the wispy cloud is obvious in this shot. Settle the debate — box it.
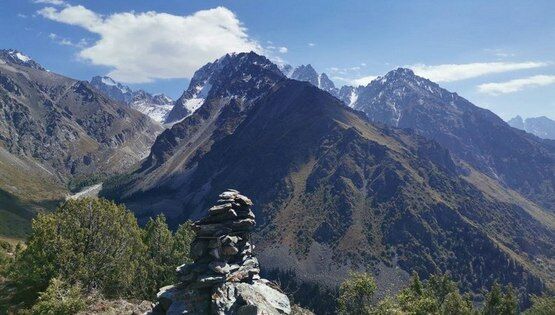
[409,61,547,82]
[38,5,262,83]
[48,33,88,48]
[307,43,315,47]
[34,0,66,6]
[484,48,516,58]
[266,45,288,54]
[478,75,555,95]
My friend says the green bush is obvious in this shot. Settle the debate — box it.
[483,282,518,315]
[7,198,145,302]
[0,242,11,273]
[2,198,195,310]
[30,278,86,315]
[335,271,537,315]
[337,271,377,315]
[524,295,555,315]
[140,216,195,297]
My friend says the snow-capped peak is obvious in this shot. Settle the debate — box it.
[0,49,45,70]
[89,75,174,123]
[100,76,117,86]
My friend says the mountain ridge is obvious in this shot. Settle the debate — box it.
[90,75,174,124]
[349,67,555,212]
[102,53,554,312]
[0,48,161,238]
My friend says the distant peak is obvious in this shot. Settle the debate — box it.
[0,49,45,70]
[387,67,416,77]
[296,64,316,72]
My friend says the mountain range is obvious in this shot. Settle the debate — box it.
[90,76,174,124]
[0,49,161,239]
[1,48,553,312]
[100,52,555,312]
[508,115,555,140]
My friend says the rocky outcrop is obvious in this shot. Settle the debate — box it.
[152,190,291,315]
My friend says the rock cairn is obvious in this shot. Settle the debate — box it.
[153,189,291,315]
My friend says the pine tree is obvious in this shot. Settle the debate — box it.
[337,271,377,315]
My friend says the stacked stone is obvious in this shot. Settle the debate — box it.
[153,189,291,315]
[178,189,260,288]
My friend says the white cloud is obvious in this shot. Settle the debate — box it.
[333,75,377,86]
[409,61,547,82]
[308,43,315,47]
[350,75,378,86]
[478,75,555,95]
[38,5,262,83]
[484,48,515,58]
[266,45,288,54]
[34,0,66,6]
[17,13,28,18]
[48,33,88,48]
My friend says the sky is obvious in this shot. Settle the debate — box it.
[1,0,555,120]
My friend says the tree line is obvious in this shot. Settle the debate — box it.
[0,198,553,314]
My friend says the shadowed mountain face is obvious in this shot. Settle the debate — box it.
[351,68,555,212]
[0,49,161,238]
[104,53,554,312]
[509,115,555,140]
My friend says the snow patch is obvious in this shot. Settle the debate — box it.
[15,52,31,62]
[348,89,358,108]
[101,77,117,86]
[184,98,204,113]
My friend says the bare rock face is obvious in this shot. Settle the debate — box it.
[152,190,291,315]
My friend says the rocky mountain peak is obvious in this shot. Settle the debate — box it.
[90,75,133,103]
[386,67,415,78]
[165,52,284,124]
[278,63,294,77]
[373,67,442,95]
[289,64,340,98]
[355,67,451,122]
[0,49,45,71]
[508,115,525,130]
[291,64,319,86]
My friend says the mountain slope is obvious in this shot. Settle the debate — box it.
[352,68,555,212]
[103,53,554,311]
[508,115,555,140]
[0,49,161,238]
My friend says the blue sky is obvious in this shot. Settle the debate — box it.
[2,0,555,120]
